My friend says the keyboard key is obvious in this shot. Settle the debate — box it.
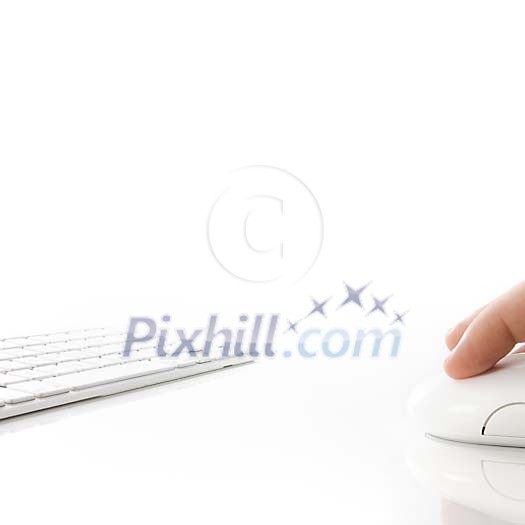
[46,342,86,352]
[0,338,34,350]
[61,330,91,339]
[60,361,99,372]
[2,360,32,371]
[37,362,95,376]
[130,347,160,359]
[0,387,35,404]
[0,351,19,361]
[17,356,57,367]
[91,344,124,356]
[0,373,28,387]
[84,336,126,347]
[94,354,127,364]
[68,328,122,339]
[9,380,69,398]
[53,350,99,362]
[34,352,61,364]
[120,353,150,364]
[10,368,57,381]
[0,362,13,373]
[25,344,58,355]
[33,351,95,364]
[81,357,120,368]
[33,333,74,344]
[1,348,39,359]
[176,360,198,368]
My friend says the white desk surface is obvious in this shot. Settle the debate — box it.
[2,351,520,525]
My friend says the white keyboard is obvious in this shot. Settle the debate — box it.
[0,327,253,420]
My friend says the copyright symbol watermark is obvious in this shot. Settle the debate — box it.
[207,166,324,283]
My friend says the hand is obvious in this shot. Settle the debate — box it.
[444,282,525,379]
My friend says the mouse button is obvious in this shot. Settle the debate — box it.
[484,403,525,438]
[482,460,525,501]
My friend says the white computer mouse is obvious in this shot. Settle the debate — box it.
[408,354,525,447]
[406,434,525,524]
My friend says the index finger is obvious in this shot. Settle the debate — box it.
[444,282,525,379]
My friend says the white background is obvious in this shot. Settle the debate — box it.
[1,1,524,524]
